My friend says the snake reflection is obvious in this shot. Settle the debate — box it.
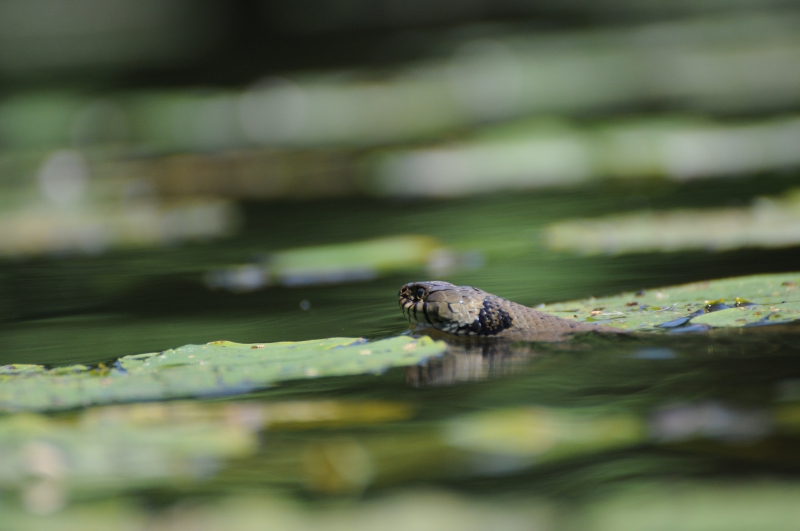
[398,281,622,386]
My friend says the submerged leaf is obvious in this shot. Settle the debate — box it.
[0,337,445,413]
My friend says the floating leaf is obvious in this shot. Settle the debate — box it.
[539,273,800,331]
[580,482,800,531]
[544,190,800,255]
[0,398,415,501]
[691,302,800,327]
[205,235,469,291]
[0,411,257,501]
[443,407,645,459]
[82,400,415,430]
[0,337,445,413]
[0,490,548,530]
[0,199,237,258]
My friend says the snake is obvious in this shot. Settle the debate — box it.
[399,281,621,342]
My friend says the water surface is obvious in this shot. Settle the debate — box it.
[2,179,800,527]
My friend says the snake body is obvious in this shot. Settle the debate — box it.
[399,281,618,342]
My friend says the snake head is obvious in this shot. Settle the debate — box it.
[398,281,513,336]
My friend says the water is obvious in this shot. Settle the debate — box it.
[2,177,799,365]
[2,177,800,527]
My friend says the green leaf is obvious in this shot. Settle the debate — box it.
[0,399,416,497]
[206,235,448,291]
[539,273,800,331]
[544,190,800,255]
[443,407,646,459]
[0,411,257,495]
[0,337,445,413]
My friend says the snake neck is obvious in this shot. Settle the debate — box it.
[398,281,612,342]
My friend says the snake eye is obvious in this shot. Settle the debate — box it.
[415,287,426,300]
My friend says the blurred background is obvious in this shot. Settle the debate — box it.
[2,0,800,528]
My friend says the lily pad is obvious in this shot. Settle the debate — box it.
[0,337,445,413]
[443,407,646,459]
[544,190,800,255]
[539,273,800,331]
[0,411,257,498]
[204,234,477,291]
[0,399,414,500]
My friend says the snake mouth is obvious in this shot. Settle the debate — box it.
[398,281,454,332]
[400,282,460,334]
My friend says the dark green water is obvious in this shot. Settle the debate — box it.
[2,176,799,366]
[2,176,800,527]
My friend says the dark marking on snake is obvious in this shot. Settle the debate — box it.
[398,280,622,342]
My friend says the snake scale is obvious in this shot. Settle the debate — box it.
[399,281,621,342]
